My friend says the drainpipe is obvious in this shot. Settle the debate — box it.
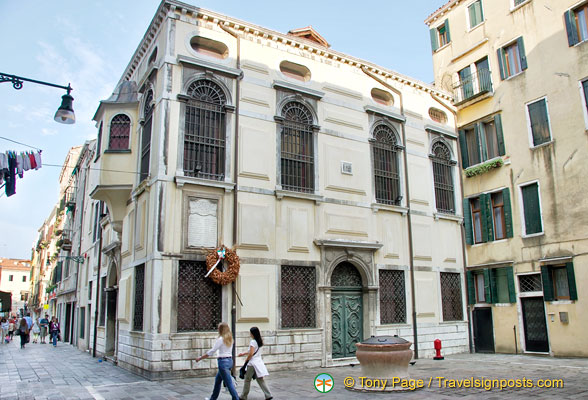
[361,67,418,359]
[92,204,104,358]
[219,21,242,372]
[429,92,473,354]
[73,149,88,348]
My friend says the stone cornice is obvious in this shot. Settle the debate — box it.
[119,0,452,101]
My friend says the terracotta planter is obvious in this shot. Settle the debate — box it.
[355,335,413,380]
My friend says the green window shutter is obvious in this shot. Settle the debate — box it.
[463,198,474,245]
[494,114,506,156]
[430,28,439,52]
[502,188,514,238]
[566,262,578,301]
[522,183,542,235]
[506,266,516,303]
[479,193,493,242]
[489,269,498,304]
[458,129,470,168]
[517,37,528,70]
[564,10,579,47]
[445,19,451,43]
[483,269,492,303]
[478,122,488,161]
[541,266,554,301]
[466,271,476,305]
[497,49,506,80]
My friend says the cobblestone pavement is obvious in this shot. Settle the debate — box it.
[2,338,588,399]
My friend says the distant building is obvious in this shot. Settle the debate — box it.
[426,0,587,357]
[0,258,31,316]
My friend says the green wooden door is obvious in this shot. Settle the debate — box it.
[331,291,363,359]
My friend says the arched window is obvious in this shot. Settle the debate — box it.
[431,141,455,214]
[108,114,131,150]
[184,79,227,180]
[280,101,314,193]
[371,124,402,205]
[140,90,154,182]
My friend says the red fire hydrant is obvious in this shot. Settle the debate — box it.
[433,339,444,360]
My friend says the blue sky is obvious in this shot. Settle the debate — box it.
[0,0,445,259]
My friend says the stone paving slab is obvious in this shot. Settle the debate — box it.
[2,338,588,399]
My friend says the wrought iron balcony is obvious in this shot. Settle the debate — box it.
[65,185,76,209]
[59,229,73,250]
[452,69,492,105]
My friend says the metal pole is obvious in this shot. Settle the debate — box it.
[0,72,72,93]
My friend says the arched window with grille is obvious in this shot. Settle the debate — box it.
[280,101,315,193]
[371,124,402,205]
[108,114,131,150]
[431,141,456,214]
[140,90,154,182]
[184,79,227,181]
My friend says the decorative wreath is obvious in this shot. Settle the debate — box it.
[205,245,240,285]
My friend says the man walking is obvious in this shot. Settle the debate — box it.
[24,313,33,330]
[39,314,49,344]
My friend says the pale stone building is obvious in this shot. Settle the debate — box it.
[426,0,588,356]
[87,0,469,378]
[0,258,31,316]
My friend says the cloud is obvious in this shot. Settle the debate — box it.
[9,105,25,113]
[41,128,58,136]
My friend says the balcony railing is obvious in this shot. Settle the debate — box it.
[453,69,492,105]
[64,185,76,209]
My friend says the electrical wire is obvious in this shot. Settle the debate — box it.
[0,136,43,151]
[43,163,141,175]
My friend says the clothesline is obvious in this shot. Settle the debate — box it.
[0,136,43,152]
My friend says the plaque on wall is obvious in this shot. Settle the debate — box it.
[188,198,218,248]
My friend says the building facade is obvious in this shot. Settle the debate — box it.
[426,0,588,357]
[0,258,31,316]
[61,0,470,378]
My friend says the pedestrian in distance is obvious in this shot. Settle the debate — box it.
[18,318,29,349]
[49,317,60,347]
[24,313,33,330]
[39,314,49,344]
[1,317,9,343]
[238,327,273,400]
[195,322,240,400]
[8,317,15,340]
[31,319,41,343]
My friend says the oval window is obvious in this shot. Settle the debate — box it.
[279,60,311,82]
[371,88,394,106]
[190,36,229,59]
[429,108,448,124]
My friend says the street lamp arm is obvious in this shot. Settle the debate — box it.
[0,72,72,93]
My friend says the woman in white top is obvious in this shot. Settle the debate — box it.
[238,327,273,400]
[195,322,239,400]
[31,319,41,343]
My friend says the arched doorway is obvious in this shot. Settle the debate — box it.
[105,263,118,356]
[331,262,363,359]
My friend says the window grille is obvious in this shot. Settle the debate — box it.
[431,142,455,214]
[133,264,145,331]
[379,270,406,324]
[429,108,447,124]
[184,80,227,181]
[519,273,542,292]
[440,272,463,321]
[109,114,131,150]
[372,124,402,205]
[281,265,316,328]
[331,262,362,288]
[177,260,222,332]
[140,90,154,182]
[280,102,314,193]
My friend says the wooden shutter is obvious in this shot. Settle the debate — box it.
[494,114,505,156]
[497,49,506,80]
[522,183,542,235]
[517,37,528,70]
[566,262,578,301]
[466,271,476,305]
[506,266,516,303]
[479,193,493,242]
[430,28,439,52]
[483,269,491,303]
[463,198,474,245]
[541,266,554,301]
[489,268,498,304]
[458,129,469,168]
[477,122,488,161]
[503,188,514,238]
[564,10,579,47]
[445,19,451,43]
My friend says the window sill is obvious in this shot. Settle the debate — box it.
[371,203,408,215]
[505,70,525,81]
[467,21,485,33]
[510,0,532,13]
[275,189,324,203]
[522,232,544,239]
[493,303,515,307]
[439,320,467,324]
[530,140,554,150]
[547,300,574,305]
[434,212,463,223]
[175,175,235,192]
[573,38,588,48]
[104,149,131,154]
[434,43,451,53]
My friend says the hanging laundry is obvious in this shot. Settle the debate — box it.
[1,150,42,197]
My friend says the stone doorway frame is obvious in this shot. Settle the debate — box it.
[314,239,382,367]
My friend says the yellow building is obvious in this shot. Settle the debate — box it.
[426,0,588,356]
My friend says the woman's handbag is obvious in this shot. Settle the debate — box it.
[239,348,259,379]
